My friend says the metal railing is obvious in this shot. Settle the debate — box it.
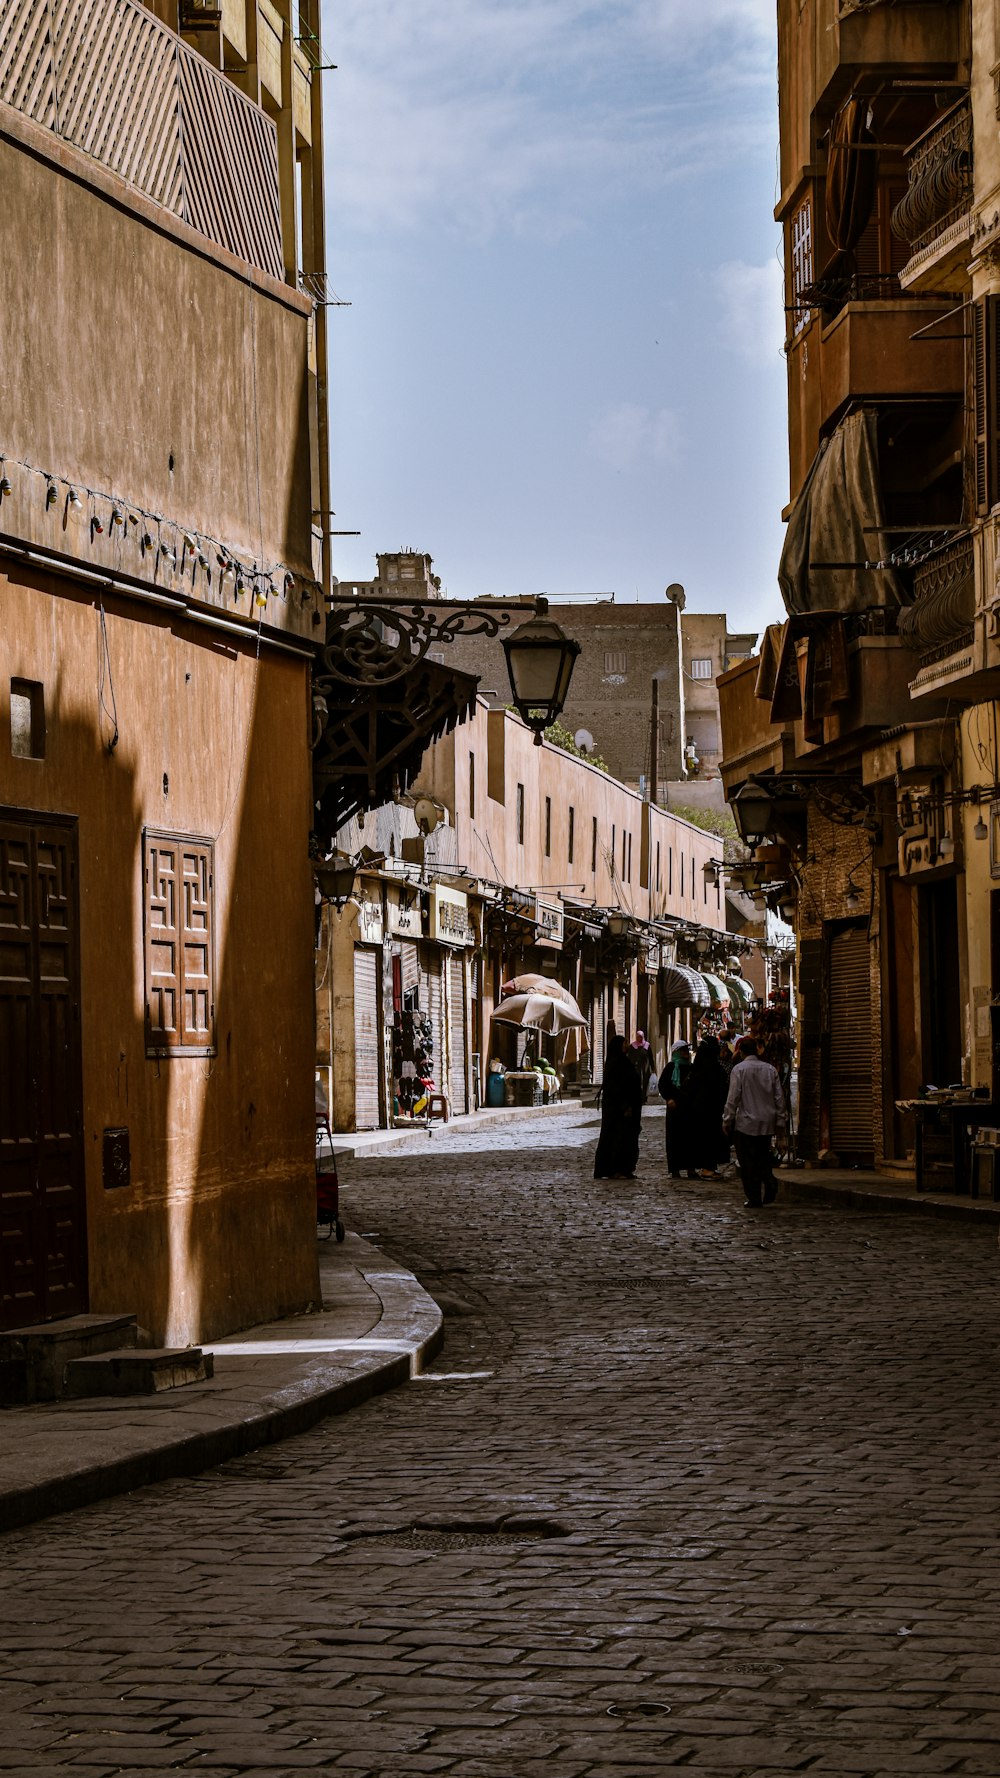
[0,0,283,281]
[892,97,972,259]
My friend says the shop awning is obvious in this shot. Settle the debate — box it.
[725,975,755,1011]
[660,964,711,1009]
[700,972,731,1008]
[778,407,903,617]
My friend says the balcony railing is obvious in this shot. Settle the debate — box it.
[0,0,283,282]
[892,97,972,261]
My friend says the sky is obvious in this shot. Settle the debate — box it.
[320,0,788,637]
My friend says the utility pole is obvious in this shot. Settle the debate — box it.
[649,677,659,807]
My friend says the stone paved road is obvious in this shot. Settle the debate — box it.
[2,1105,1000,1778]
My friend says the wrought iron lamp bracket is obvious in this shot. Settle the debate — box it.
[320,592,546,689]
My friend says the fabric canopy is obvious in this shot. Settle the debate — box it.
[660,964,711,1009]
[778,409,903,616]
[701,972,731,1007]
[725,976,755,1011]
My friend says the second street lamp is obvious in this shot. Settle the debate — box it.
[501,613,582,745]
[731,781,776,851]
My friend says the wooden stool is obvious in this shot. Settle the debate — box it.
[426,1092,450,1123]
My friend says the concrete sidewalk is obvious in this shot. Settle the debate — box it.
[0,1233,442,1536]
[329,1096,576,1161]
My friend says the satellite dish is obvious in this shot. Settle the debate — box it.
[413,795,441,836]
[666,582,686,608]
[574,729,594,756]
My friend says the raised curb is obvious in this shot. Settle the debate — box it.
[0,1236,442,1536]
[774,1169,1000,1225]
[331,1097,574,1159]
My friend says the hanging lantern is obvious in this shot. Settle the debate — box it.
[501,614,581,746]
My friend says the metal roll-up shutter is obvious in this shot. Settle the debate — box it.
[592,989,606,1082]
[828,926,873,1158]
[449,954,468,1113]
[400,940,419,996]
[353,948,381,1129]
[423,948,444,1092]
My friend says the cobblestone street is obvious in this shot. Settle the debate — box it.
[2,1104,1000,1778]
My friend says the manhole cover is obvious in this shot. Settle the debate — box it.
[725,1661,785,1676]
[341,1518,568,1552]
[607,1702,672,1718]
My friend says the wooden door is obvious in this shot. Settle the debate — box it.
[0,814,86,1328]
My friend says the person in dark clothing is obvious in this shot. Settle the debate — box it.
[658,1039,694,1178]
[684,1034,730,1178]
[626,1029,655,1097]
[594,1034,645,1179]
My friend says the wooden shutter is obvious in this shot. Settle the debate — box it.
[144,831,214,1054]
[353,948,381,1129]
[973,295,1000,516]
[828,926,874,1159]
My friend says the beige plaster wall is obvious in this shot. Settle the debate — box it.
[418,703,726,931]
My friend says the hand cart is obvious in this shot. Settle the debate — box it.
[316,1113,345,1241]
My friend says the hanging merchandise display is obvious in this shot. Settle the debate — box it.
[392,1004,436,1120]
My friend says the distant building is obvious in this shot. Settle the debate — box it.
[680,614,758,782]
[364,558,756,796]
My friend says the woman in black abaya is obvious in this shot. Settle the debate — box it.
[594,1033,644,1179]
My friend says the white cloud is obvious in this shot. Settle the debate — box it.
[322,0,776,237]
[588,401,681,471]
[713,257,785,366]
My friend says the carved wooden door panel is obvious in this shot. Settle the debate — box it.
[0,814,86,1328]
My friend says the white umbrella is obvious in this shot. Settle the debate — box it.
[501,973,576,1005]
[491,991,588,1035]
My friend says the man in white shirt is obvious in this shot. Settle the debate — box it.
[722,1037,787,1207]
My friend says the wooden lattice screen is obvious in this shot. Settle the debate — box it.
[0,0,283,281]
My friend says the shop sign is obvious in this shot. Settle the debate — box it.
[387,895,423,938]
[430,882,470,946]
[356,894,383,945]
[535,897,564,948]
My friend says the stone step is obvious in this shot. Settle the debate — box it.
[63,1347,214,1398]
[0,1314,140,1405]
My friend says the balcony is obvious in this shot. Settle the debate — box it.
[819,296,963,413]
[718,657,797,796]
[0,0,283,282]
[892,98,973,293]
[904,532,1000,702]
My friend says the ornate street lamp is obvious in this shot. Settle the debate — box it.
[314,853,358,908]
[501,614,582,745]
[730,781,775,851]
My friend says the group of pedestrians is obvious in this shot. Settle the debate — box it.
[594,1028,787,1208]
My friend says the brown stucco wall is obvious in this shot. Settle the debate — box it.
[1,563,319,1344]
[0,109,319,625]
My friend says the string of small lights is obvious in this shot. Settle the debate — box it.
[0,448,321,614]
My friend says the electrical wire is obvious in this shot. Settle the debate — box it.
[97,600,119,753]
